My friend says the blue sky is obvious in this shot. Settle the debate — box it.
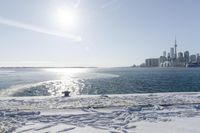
[0,0,200,67]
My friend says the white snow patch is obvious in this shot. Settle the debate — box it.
[1,92,200,133]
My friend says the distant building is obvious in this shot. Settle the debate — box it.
[159,56,167,63]
[178,52,183,58]
[184,51,190,63]
[145,58,159,67]
[163,51,166,57]
[160,61,172,67]
[178,52,184,62]
[167,53,170,59]
[173,60,185,67]
[140,63,146,67]
[170,47,175,59]
[190,55,197,63]
[197,54,200,64]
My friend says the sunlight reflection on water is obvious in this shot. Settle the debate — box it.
[43,68,89,76]
[42,68,89,96]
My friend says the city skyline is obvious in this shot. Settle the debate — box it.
[145,37,200,67]
[1,0,200,67]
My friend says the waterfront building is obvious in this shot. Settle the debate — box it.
[163,51,166,57]
[190,55,197,63]
[160,61,172,67]
[184,51,190,63]
[145,58,159,67]
[167,53,170,60]
[170,47,175,59]
[197,54,200,64]
[159,56,167,63]
[178,52,184,62]
[173,60,185,67]
[140,63,146,67]
[178,52,183,58]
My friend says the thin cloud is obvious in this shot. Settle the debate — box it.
[101,0,119,9]
[0,16,82,42]
[74,0,81,8]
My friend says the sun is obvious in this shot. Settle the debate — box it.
[54,7,78,28]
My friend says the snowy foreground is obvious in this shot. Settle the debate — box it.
[1,93,200,133]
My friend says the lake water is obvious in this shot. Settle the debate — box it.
[0,67,200,97]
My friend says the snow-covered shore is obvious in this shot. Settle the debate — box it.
[1,92,200,133]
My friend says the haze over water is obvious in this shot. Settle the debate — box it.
[0,67,200,97]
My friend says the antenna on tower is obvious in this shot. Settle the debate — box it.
[174,35,177,59]
[175,35,177,45]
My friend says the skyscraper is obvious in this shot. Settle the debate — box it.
[184,51,189,63]
[190,55,197,63]
[167,53,170,59]
[170,47,175,59]
[163,51,166,57]
[178,52,183,58]
[197,54,200,64]
[178,52,184,62]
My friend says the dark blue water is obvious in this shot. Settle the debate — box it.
[84,67,200,94]
[0,67,200,96]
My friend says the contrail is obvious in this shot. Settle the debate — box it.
[0,16,82,42]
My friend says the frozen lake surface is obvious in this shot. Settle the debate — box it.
[1,92,200,133]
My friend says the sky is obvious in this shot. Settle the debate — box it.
[0,0,200,67]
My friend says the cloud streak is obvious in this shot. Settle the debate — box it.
[0,16,82,42]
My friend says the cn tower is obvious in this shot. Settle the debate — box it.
[175,36,177,59]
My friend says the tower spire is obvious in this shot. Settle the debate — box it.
[175,35,177,45]
[174,35,177,59]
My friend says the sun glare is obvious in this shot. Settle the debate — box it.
[43,68,88,76]
[54,7,78,28]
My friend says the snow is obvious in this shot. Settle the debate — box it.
[1,92,200,133]
[135,117,200,133]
